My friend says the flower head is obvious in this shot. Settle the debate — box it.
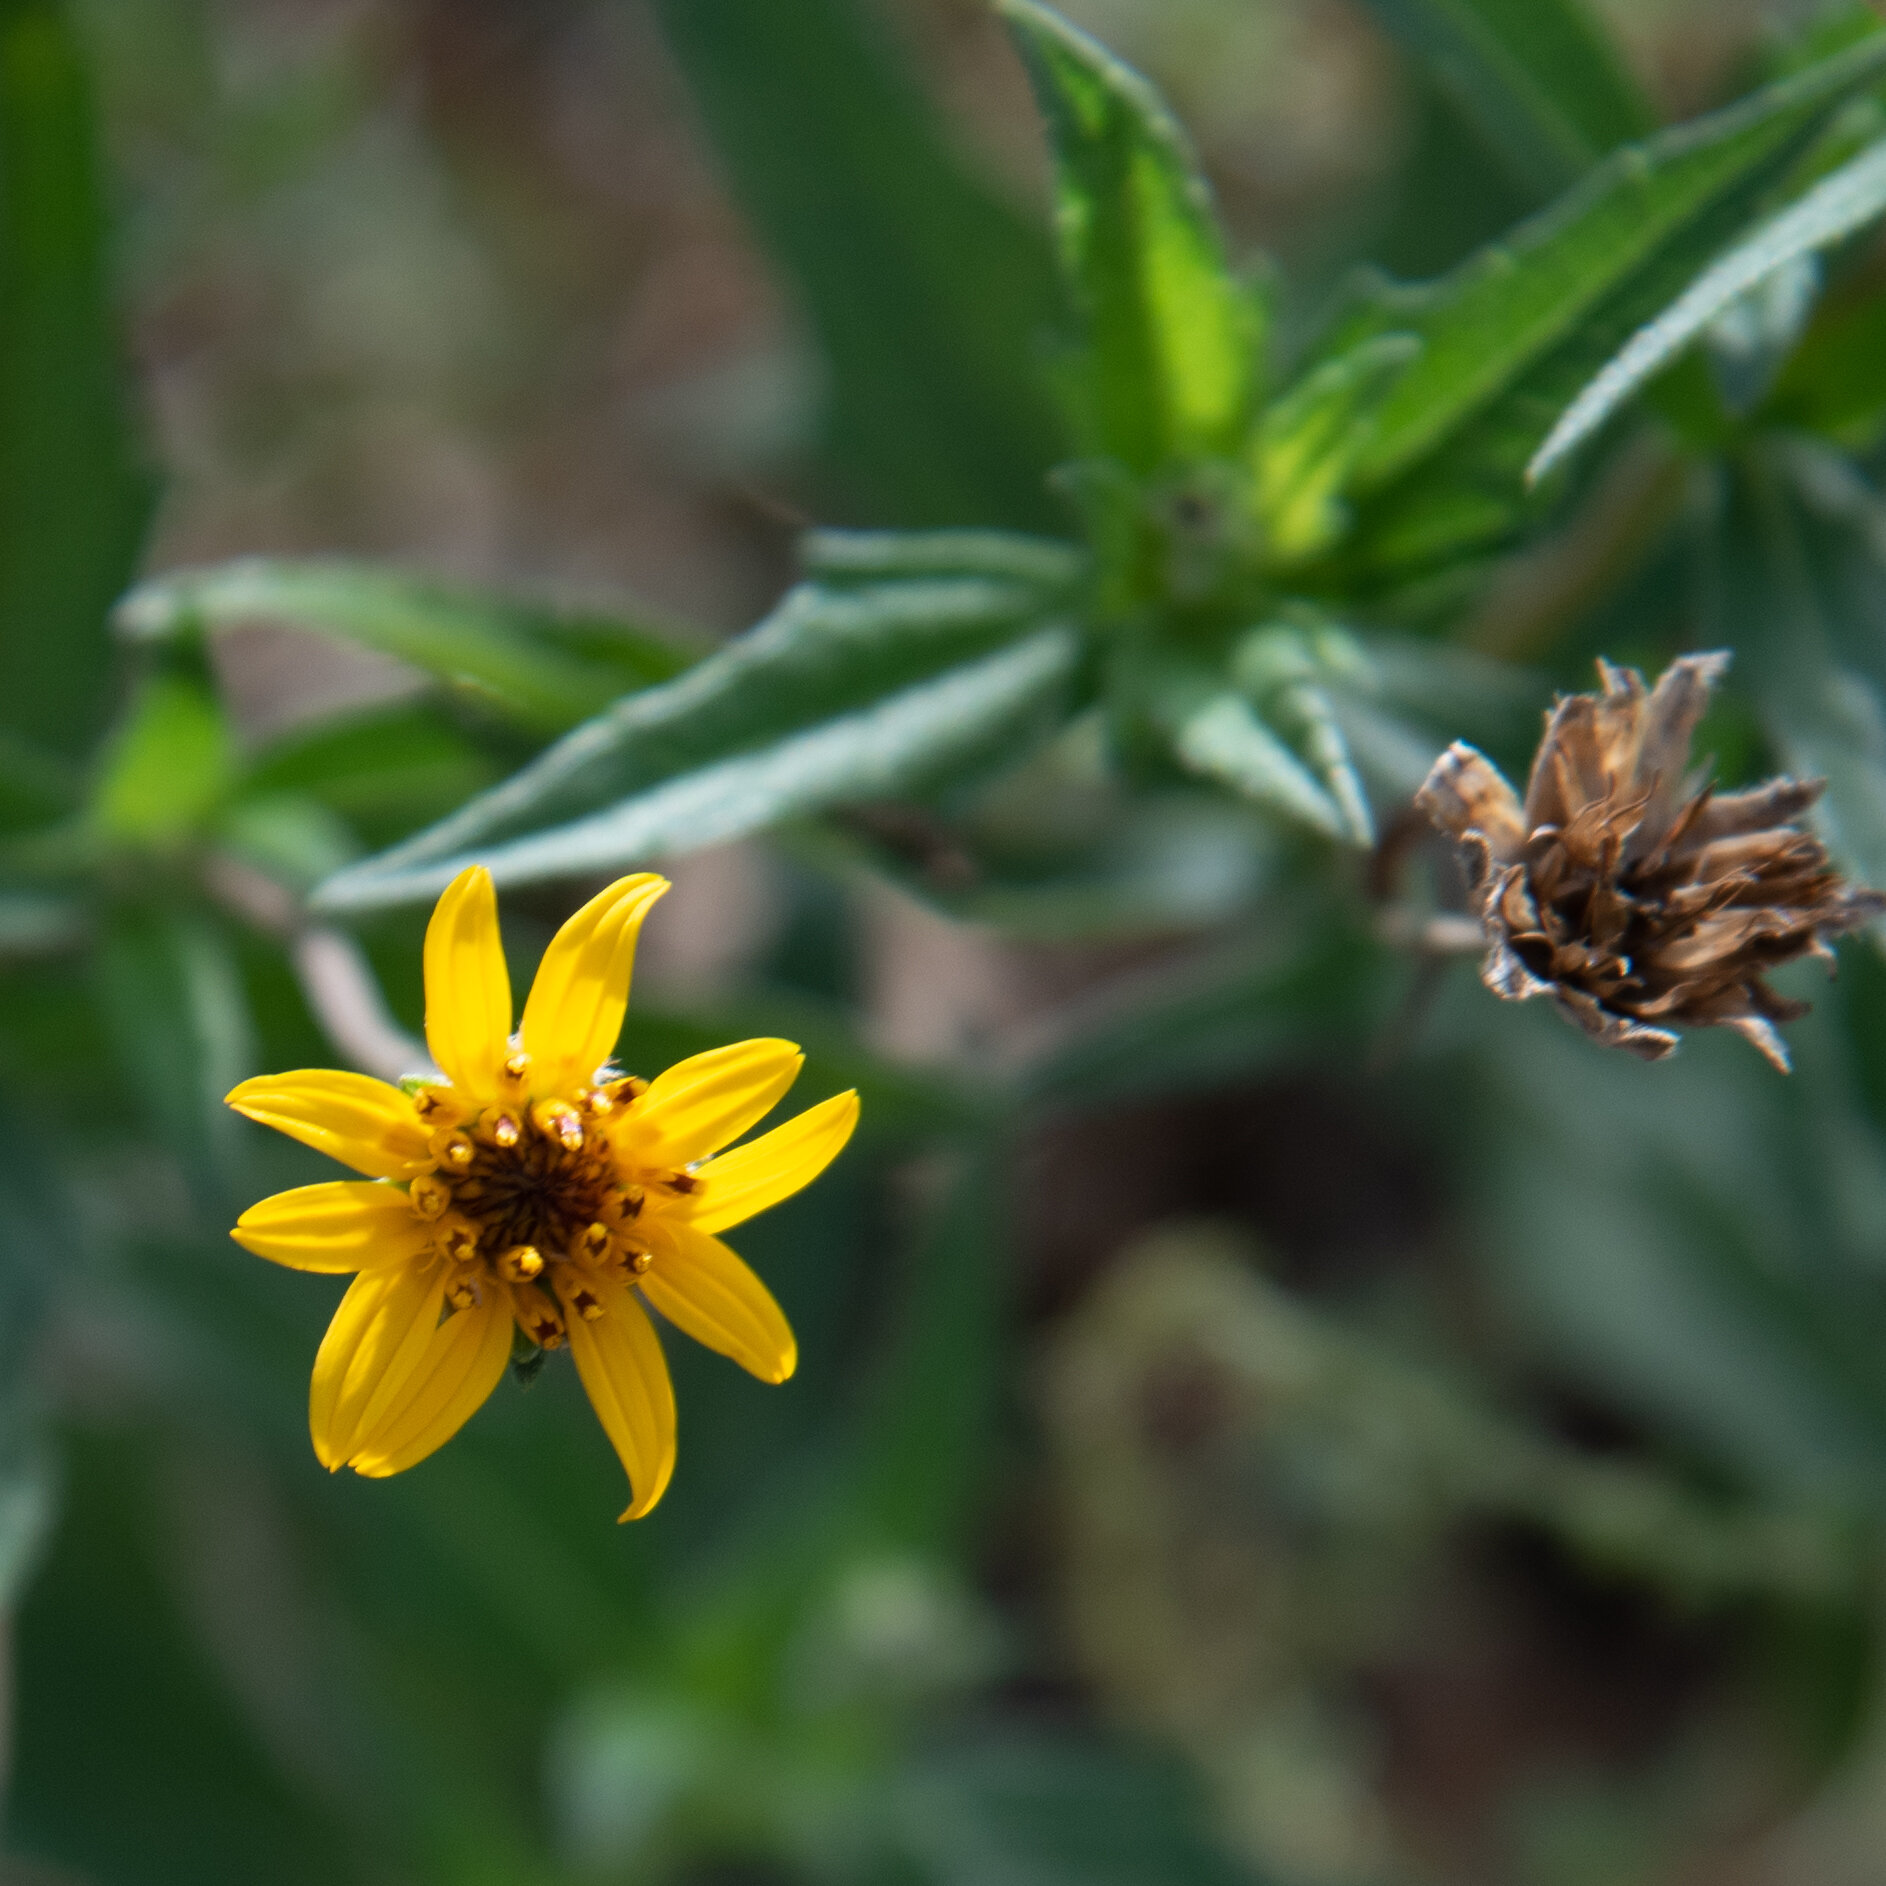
[227,866,858,1519]
[1416,652,1884,1070]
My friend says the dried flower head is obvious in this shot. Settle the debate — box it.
[1415,652,1885,1070]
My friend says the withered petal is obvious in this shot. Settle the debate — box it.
[1723,1013,1793,1073]
[1551,984,1680,1061]
[1688,777,1825,843]
[1414,652,1882,1071]
[1416,744,1527,864]
[1628,651,1731,852]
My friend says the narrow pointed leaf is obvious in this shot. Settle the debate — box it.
[1716,448,1886,896]
[653,0,1063,528]
[1349,31,1886,495]
[318,624,1081,906]
[800,528,1085,589]
[314,574,1061,905]
[1255,334,1420,565]
[0,0,152,763]
[1531,136,1886,484]
[114,559,688,736]
[999,0,1257,471]
[1174,693,1359,844]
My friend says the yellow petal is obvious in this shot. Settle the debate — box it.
[309,1263,446,1469]
[639,1217,796,1384]
[424,864,512,1101]
[519,874,669,1095]
[233,1181,432,1273]
[227,1070,433,1178]
[563,1274,676,1521]
[350,1292,513,1476]
[618,1038,804,1168]
[681,1090,860,1235]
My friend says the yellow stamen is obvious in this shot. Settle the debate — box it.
[533,1100,584,1151]
[409,1174,452,1220]
[514,1284,566,1350]
[498,1243,544,1282]
[435,1217,480,1265]
[428,1128,476,1171]
[579,1221,613,1261]
[445,1272,482,1310]
[410,1085,464,1127]
[481,1109,521,1149]
[628,1249,653,1275]
[502,1050,531,1086]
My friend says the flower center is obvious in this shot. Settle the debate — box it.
[410,1074,661,1345]
[454,1121,613,1259]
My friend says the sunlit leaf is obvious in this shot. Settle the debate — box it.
[90,667,234,847]
[1254,335,1419,565]
[1350,31,1886,495]
[999,0,1259,471]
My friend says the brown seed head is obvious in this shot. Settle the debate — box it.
[1414,652,1885,1070]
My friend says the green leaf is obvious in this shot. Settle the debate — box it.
[853,1144,1007,1555]
[1350,31,1886,496]
[0,1100,66,1612]
[1711,447,1886,896]
[234,701,501,841]
[1175,693,1366,845]
[315,572,1082,908]
[1167,623,1380,846]
[800,527,1086,590]
[114,559,688,737]
[96,904,255,1193]
[1254,334,1419,565]
[999,0,1258,472]
[89,667,234,847]
[1362,0,1652,200]
[1460,1003,1886,1506]
[652,0,1064,529]
[1764,280,1886,446]
[0,0,152,763]
[1531,136,1886,483]
[324,626,1080,906]
[820,754,1279,940]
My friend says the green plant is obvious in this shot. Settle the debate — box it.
[20,1,1886,1881]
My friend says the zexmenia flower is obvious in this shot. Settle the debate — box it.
[1416,652,1885,1071]
[227,866,858,1519]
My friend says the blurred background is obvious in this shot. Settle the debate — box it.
[11,1,1886,1883]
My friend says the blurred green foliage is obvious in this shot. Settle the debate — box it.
[17,0,1886,1882]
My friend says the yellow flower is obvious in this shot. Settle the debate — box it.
[226,865,859,1520]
